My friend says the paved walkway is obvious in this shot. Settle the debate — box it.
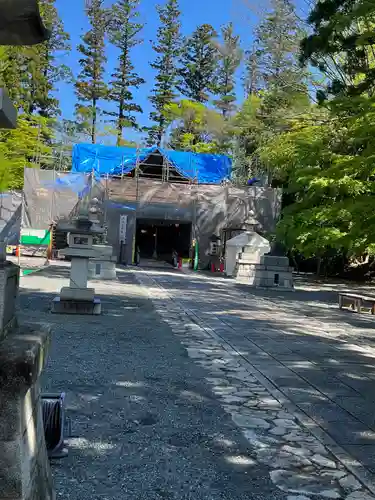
[18,264,287,500]
[134,267,375,499]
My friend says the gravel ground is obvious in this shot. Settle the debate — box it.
[18,264,286,500]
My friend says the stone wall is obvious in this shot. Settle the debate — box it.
[0,263,20,340]
[0,322,54,500]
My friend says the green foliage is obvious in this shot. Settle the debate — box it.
[0,1,70,190]
[164,99,230,153]
[178,24,218,103]
[213,23,242,117]
[75,0,108,144]
[232,94,264,182]
[253,0,308,137]
[231,86,309,185]
[107,0,145,145]
[256,0,375,274]
[148,0,181,146]
[260,107,344,256]
[0,115,52,189]
[260,97,375,260]
[301,0,375,99]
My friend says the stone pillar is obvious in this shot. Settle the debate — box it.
[0,325,54,500]
[0,262,54,500]
[70,258,88,288]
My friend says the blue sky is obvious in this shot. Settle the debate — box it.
[54,0,307,144]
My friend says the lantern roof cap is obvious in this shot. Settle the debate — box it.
[0,0,51,46]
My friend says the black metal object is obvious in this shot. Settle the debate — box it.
[0,89,17,129]
[0,0,51,46]
[268,241,286,256]
[42,393,68,459]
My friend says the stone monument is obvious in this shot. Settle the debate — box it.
[0,3,55,499]
[254,253,294,290]
[232,232,270,281]
[52,216,105,315]
[235,241,294,290]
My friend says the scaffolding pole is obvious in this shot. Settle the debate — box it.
[104,173,109,241]
[132,145,141,263]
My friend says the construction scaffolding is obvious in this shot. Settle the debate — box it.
[20,144,281,267]
[20,168,106,257]
[104,146,198,263]
[0,191,22,248]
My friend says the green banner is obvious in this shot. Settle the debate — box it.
[20,229,50,246]
[194,241,199,271]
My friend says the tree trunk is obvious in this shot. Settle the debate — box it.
[117,100,124,147]
[91,97,97,144]
[316,256,322,277]
[157,118,164,147]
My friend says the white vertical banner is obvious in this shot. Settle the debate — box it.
[119,215,128,243]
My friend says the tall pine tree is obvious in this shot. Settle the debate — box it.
[214,23,242,117]
[148,0,181,146]
[233,1,307,185]
[107,0,145,145]
[242,42,261,97]
[178,24,218,103]
[255,0,305,102]
[29,0,71,117]
[75,0,108,144]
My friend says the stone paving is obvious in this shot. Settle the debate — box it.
[18,263,289,500]
[135,268,375,500]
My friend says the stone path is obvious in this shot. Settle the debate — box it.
[18,263,288,500]
[134,268,375,500]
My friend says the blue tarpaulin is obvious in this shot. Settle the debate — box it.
[107,201,136,211]
[41,172,90,196]
[72,144,232,184]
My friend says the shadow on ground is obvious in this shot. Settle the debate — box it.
[18,265,286,500]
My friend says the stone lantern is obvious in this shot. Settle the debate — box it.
[242,211,260,232]
[52,217,105,315]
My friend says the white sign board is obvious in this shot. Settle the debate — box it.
[119,215,128,243]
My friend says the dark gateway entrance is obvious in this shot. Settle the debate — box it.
[136,219,192,263]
